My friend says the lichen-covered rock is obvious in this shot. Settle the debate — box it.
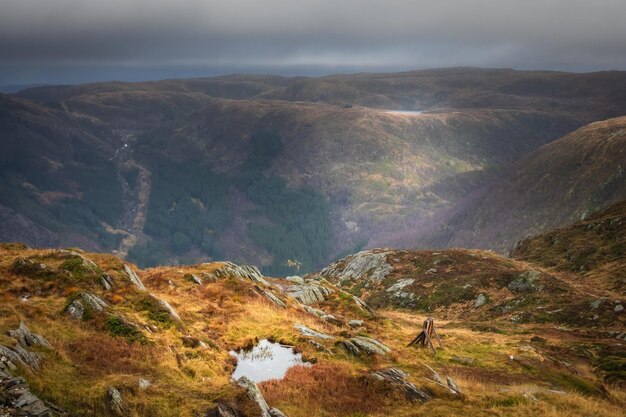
[124,264,146,290]
[474,293,487,307]
[508,271,543,292]
[0,345,40,371]
[262,290,286,308]
[66,293,108,319]
[294,324,334,339]
[337,340,360,356]
[268,408,288,417]
[151,295,181,321]
[0,374,53,417]
[286,284,333,305]
[303,305,326,317]
[66,300,85,320]
[352,296,376,315]
[348,320,364,328]
[285,276,304,284]
[106,386,125,416]
[7,322,51,349]
[371,368,430,402]
[138,378,151,391]
[349,336,390,356]
[213,262,269,286]
[318,250,393,284]
[236,376,270,417]
[101,273,114,290]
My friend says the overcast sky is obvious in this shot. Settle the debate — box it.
[1,0,626,84]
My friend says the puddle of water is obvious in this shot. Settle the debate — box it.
[229,339,310,383]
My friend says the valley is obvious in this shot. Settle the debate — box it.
[2,68,626,274]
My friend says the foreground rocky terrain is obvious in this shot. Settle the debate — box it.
[2,68,626,273]
[0,201,624,416]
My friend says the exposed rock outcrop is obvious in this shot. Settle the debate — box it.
[0,370,53,417]
[348,336,390,356]
[7,322,51,350]
[105,386,126,416]
[294,324,334,340]
[124,265,146,291]
[151,295,181,321]
[371,368,431,402]
[236,376,270,417]
[58,249,99,272]
[508,271,543,293]
[318,250,393,284]
[66,293,108,320]
[285,283,333,305]
[212,262,269,286]
[260,289,287,308]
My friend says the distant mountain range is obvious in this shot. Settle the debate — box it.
[1,68,626,274]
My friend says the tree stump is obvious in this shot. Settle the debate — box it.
[406,317,443,354]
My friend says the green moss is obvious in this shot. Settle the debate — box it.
[135,295,175,328]
[105,316,147,344]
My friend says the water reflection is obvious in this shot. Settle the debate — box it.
[230,339,310,383]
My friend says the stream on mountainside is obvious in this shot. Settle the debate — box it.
[229,339,311,382]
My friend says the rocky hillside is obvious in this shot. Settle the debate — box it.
[315,247,623,327]
[430,116,626,253]
[3,68,626,273]
[512,200,626,293]
[0,240,624,417]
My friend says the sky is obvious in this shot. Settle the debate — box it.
[1,0,626,85]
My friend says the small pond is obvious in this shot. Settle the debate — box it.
[229,339,310,383]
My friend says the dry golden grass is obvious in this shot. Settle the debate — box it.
[0,245,623,417]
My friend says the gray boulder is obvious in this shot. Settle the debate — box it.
[236,376,270,417]
[66,293,108,319]
[508,271,543,292]
[213,262,269,286]
[106,386,126,416]
[474,293,487,307]
[8,322,51,349]
[348,320,363,328]
[124,264,146,290]
[294,324,334,340]
[371,368,430,402]
[318,250,393,284]
[151,295,181,321]
[349,336,390,356]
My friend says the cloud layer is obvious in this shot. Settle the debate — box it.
[1,0,626,83]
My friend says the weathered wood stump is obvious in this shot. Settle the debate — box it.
[406,317,443,354]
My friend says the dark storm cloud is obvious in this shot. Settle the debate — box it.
[1,0,626,83]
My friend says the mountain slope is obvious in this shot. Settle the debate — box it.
[0,238,624,417]
[431,116,626,253]
[3,68,626,272]
[512,200,626,294]
[0,94,124,250]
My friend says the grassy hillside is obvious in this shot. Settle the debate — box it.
[430,116,626,254]
[0,239,624,416]
[512,200,626,293]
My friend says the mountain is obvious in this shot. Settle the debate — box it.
[0,202,624,416]
[429,116,626,253]
[3,68,626,273]
[0,94,123,251]
[512,200,626,293]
